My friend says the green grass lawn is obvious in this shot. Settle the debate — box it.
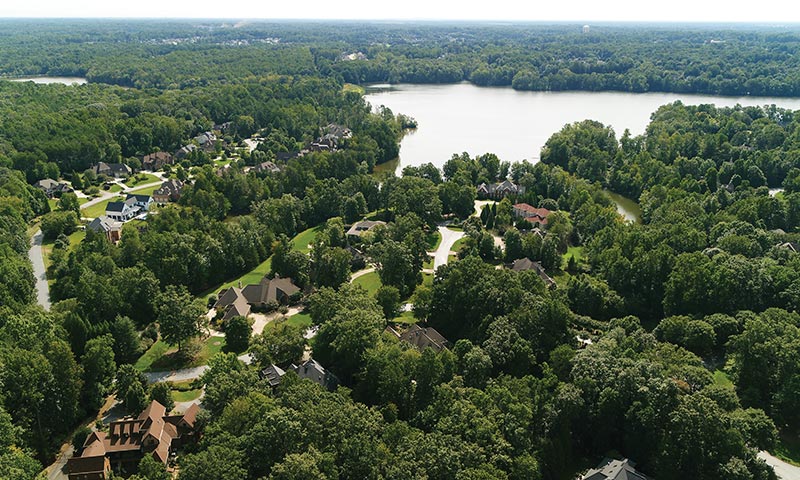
[774,432,800,466]
[391,310,416,324]
[81,195,126,219]
[451,237,468,252]
[124,173,160,188]
[41,229,86,271]
[353,271,382,296]
[426,230,442,251]
[291,226,320,253]
[171,388,203,403]
[263,311,314,333]
[135,336,226,372]
[423,255,434,270]
[127,183,160,196]
[562,246,586,269]
[712,369,734,388]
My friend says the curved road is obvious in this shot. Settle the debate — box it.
[759,451,800,480]
[433,225,465,269]
[29,230,50,310]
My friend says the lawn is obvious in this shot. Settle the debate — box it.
[451,237,468,252]
[426,230,442,251]
[172,388,203,403]
[353,270,382,295]
[41,229,86,271]
[391,310,416,324]
[773,432,800,466]
[263,311,314,333]
[423,255,434,270]
[291,226,320,253]
[81,195,126,219]
[123,173,160,188]
[134,336,226,372]
[712,369,734,388]
[562,246,586,268]
[127,183,160,196]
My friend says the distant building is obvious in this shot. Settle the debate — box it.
[252,161,281,175]
[511,257,556,288]
[67,401,200,480]
[87,216,123,244]
[194,131,217,152]
[346,220,386,239]
[476,180,525,199]
[34,178,73,198]
[92,162,132,178]
[152,179,185,204]
[386,324,450,352]
[174,144,197,160]
[512,203,551,226]
[583,25,590,34]
[290,358,339,390]
[580,458,650,480]
[142,151,174,171]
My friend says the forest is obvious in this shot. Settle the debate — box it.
[1,19,800,480]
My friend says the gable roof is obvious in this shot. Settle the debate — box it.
[582,458,650,480]
[126,193,153,203]
[397,324,449,352]
[511,257,556,288]
[260,364,287,388]
[241,276,301,305]
[105,201,130,213]
[347,220,386,237]
[291,358,339,390]
[88,215,122,233]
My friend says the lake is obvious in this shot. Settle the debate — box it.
[365,83,800,173]
[7,76,87,85]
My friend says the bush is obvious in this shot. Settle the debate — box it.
[72,426,92,452]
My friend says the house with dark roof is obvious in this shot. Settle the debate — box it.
[142,152,173,171]
[92,162,132,178]
[34,178,73,198]
[152,179,185,204]
[215,275,301,319]
[213,287,252,322]
[346,220,386,239]
[105,198,138,222]
[194,132,217,152]
[87,216,123,243]
[477,180,525,199]
[511,257,556,288]
[580,458,650,480]
[290,358,339,390]
[67,401,200,479]
[386,324,450,352]
[259,364,287,390]
[512,203,551,226]
[174,144,197,160]
[126,194,153,212]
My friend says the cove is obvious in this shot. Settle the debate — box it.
[365,83,800,174]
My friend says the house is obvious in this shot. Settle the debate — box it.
[346,220,386,238]
[252,161,281,175]
[386,324,450,352]
[174,144,197,160]
[87,216,123,243]
[194,131,217,152]
[125,194,154,212]
[213,121,232,132]
[92,162,132,178]
[152,179,185,204]
[580,458,650,480]
[476,180,525,199]
[241,275,301,307]
[34,178,74,198]
[213,287,252,322]
[310,123,352,151]
[512,203,551,226]
[105,198,139,222]
[67,401,200,480]
[142,152,173,171]
[290,358,339,390]
[511,257,556,288]
[259,364,287,390]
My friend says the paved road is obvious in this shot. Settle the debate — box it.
[759,451,800,480]
[433,225,465,269]
[29,230,51,310]
[144,352,253,383]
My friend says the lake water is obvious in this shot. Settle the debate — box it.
[8,76,87,85]
[365,83,800,172]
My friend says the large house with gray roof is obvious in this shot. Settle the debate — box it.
[580,458,650,480]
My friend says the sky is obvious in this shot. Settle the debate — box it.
[1,0,798,23]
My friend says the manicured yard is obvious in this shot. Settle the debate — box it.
[41,229,86,270]
[81,195,126,219]
[712,369,734,388]
[562,246,586,269]
[134,336,226,372]
[423,255,434,269]
[123,173,160,188]
[391,310,416,324]
[291,226,320,253]
[172,388,203,403]
[451,237,468,252]
[127,183,160,196]
[263,311,313,333]
[203,256,272,299]
[426,230,442,251]
[353,270,382,295]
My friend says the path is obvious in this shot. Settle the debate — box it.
[433,225,465,269]
[351,266,376,281]
[29,229,51,310]
[144,352,254,383]
[759,451,800,480]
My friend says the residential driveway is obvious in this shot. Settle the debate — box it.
[759,451,800,480]
[144,352,254,384]
[433,225,464,269]
[45,444,72,480]
[351,266,376,281]
[29,229,50,310]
